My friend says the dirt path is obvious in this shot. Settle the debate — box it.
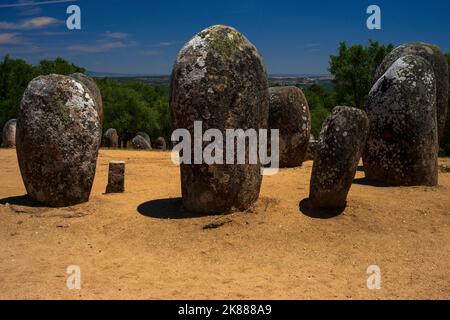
[0,149,449,299]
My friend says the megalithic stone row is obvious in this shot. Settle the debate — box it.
[268,86,311,167]
[309,106,369,210]
[374,42,448,141]
[1,119,17,148]
[106,161,125,193]
[16,74,102,207]
[364,55,438,186]
[103,128,119,148]
[170,25,269,214]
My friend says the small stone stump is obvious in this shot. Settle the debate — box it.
[106,161,125,193]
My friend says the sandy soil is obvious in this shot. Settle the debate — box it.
[0,148,449,300]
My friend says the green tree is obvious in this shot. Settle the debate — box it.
[0,55,39,134]
[96,78,170,146]
[36,57,85,75]
[301,84,336,137]
[329,40,393,108]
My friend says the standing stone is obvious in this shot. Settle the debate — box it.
[170,25,269,214]
[1,119,16,148]
[70,73,103,126]
[364,55,438,186]
[16,74,101,207]
[106,161,125,193]
[268,86,311,167]
[103,128,119,148]
[375,43,448,141]
[305,134,317,161]
[154,137,167,150]
[137,132,151,147]
[309,106,369,210]
[131,135,151,150]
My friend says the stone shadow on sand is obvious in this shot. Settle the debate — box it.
[137,198,207,219]
[0,195,46,208]
[353,177,391,187]
[299,198,345,219]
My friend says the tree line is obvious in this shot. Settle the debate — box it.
[0,43,449,154]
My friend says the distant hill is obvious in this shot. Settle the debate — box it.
[88,72,334,89]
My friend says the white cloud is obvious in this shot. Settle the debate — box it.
[0,16,61,30]
[141,50,161,56]
[105,31,129,39]
[68,41,128,53]
[0,0,75,8]
[0,33,23,44]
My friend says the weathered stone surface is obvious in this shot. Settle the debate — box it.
[309,106,369,210]
[102,128,119,148]
[268,86,311,167]
[106,161,125,193]
[70,73,103,126]
[170,25,269,214]
[1,119,16,148]
[154,137,167,150]
[16,74,101,207]
[131,135,151,150]
[364,55,438,186]
[375,43,448,140]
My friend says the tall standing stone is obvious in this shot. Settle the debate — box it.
[364,55,438,186]
[268,86,311,167]
[137,132,151,147]
[16,74,102,207]
[170,25,269,214]
[1,119,16,148]
[70,73,104,127]
[375,43,448,141]
[309,106,369,210]
[103,128,119,148]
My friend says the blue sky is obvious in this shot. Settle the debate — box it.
[0,0,449,75]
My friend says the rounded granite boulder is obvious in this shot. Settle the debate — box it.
[1,119,17,148]
[375,43,448,141]
[364,55,438,186]
[170,25,269,214]
[154,137,167,150]
[268,86,311,167]
[309,106,369,210]
[16,74,102,207]
[102,128,119,148]
[131,135,152,150]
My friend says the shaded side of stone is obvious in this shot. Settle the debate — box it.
[268,86,311,167]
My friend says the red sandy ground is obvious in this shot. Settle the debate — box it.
[0,148,449,299]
